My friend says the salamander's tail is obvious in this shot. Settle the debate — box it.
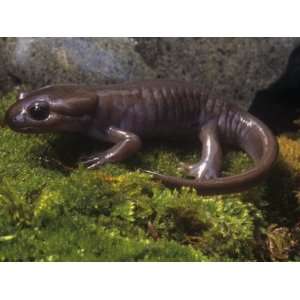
[144,111,278,195]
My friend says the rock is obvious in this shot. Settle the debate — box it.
[134,37,300,108]
[1,37,300,108]
[0,37,155,90]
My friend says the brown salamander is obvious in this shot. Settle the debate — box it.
[5,80,278,195]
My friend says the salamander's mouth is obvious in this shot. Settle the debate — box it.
[8,125,51,133]
[4,112,47,133]
[16,127,37,133]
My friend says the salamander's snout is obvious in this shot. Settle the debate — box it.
[5,103,23,130]
[4,101,36,133]
[5,94,54,133]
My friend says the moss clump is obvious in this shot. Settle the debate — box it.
[266,224,299,261]
[262,135,300,226]
[0,91,299,261]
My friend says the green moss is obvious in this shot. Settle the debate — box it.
[263,136,300,225]
[0,91,299,261]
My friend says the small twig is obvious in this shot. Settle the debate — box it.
[147,221,160,241]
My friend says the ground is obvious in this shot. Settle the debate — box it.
[0,91,299,261]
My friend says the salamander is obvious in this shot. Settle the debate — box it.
[5,80,278,195]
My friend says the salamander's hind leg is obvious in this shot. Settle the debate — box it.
[178,119,223,180]
[80,126,142,169]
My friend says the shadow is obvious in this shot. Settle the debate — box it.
[29,132,206,177]
[249,45,300,134]
[30,134,109,175]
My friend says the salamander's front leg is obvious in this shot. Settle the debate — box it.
[179,119,223,180]
[81,127,142,169]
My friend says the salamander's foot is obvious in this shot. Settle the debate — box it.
[79,152,110,169]
[178,161,219,180]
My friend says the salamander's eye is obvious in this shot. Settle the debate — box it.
[28,102,50,120]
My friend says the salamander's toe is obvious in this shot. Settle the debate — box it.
[79,152,108,169]
[196,168,219,181]
[177,161,193,173]
[178,161,220,180]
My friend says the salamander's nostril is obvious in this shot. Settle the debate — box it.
[4,106,22,129]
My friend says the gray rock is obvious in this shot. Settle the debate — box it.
[1,37,300,108]
[134,37,300,108]
[0,37,155,89]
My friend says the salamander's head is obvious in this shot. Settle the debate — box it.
[5,85,98,134]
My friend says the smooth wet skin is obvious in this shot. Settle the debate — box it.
[5,80,278,195]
